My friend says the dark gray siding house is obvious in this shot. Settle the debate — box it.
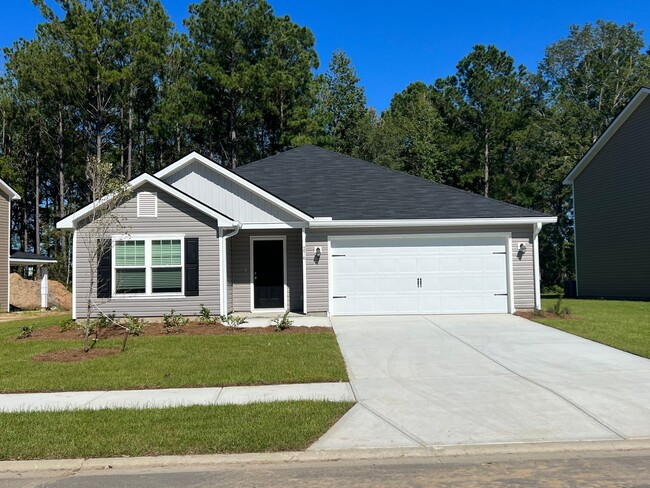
[0,179,20,312]
[564,87,650,299]
[58,145,556,319]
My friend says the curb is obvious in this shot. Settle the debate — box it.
[2,438,650,473]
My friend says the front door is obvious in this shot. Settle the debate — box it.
[253,239,285,309]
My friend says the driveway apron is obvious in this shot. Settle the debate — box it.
[310,314,650,450]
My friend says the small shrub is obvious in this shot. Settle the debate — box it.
[59,318,77,333]
[198,304,212,323]
[542,284,564,296]
[272,311,293,331]
[123,314,145,336]
[92,312,117,331]
[547,297,571,317]
[17,325,33,339]
[220,314,247,329]
[163,309,188,333]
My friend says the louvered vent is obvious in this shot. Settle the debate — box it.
[137,191,157,217]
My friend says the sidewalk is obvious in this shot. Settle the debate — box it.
[0,382,354,412]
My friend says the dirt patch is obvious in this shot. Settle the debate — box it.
[10,273,72,311]
[32,348,121,363]
[26,321,332,340]
[515,310,578,321]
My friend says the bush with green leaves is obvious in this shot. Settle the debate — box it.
[198,304,212,323]
[220,314,247,329]
[59,318,77,333]
[272,311,293,331]
[93,312,117,331]
[163,309,188,333]
[17,325,33,339]
[547,297,571,317]
[123,314,145,336]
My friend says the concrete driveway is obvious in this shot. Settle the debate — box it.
[311,314,650,450]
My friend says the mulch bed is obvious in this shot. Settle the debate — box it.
[32,348,121,363]
[25,322,332,341]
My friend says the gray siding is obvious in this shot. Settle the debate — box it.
[306,226,537,313]
[0,190,8,312]
[163,160,297,224]
[574,97,650,299]
[227,229,303,312]
[75,183,220,318]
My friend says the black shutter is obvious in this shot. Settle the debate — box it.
[185,238,199,296]
[97,239,112,298]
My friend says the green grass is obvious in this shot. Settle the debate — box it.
[0,401,354,460]
[0,314,348,393]
[535,298,650,359]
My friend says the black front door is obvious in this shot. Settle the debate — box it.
[253,240,284,309]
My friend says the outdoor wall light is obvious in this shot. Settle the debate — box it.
[315,247,322,259]
[519,243,527,253]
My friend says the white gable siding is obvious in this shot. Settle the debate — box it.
[163,160,297,224]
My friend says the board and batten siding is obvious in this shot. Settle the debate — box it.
[0,190,9,312]
[163,160,297,224]
[227,229,303,313]
[75,183,221,318]
[573,96,650,299]
[306,225,537,313]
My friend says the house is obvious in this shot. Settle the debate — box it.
[0,178,21,312]
[564,87,650,300]
[57,145,556,319]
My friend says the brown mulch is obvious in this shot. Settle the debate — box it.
[26,322,332,340]
[10,273,72,311]
[32,348,121,363]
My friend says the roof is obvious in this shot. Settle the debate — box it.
[57,173,237,230]
[0,178,20,201]
[234,145,552,221]
[10,251,57,265]
[564,87,650,185]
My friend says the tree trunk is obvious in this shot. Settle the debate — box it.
[127,87,133,180]
[57,109,65,218]
[230,98,238,169]
[484,132,490,198]
[34,153,40,256]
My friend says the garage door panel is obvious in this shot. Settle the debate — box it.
[331,236,509,315]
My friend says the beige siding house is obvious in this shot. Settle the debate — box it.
[564,87,650,299]
[59,147,555,319]
[0,179,20,312]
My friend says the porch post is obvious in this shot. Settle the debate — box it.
[41,266,49,309]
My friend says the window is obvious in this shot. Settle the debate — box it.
[113,236,183,295]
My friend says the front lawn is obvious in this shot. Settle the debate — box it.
[0,314,348,393]
[0,401,353,460]
[533,298,650,359]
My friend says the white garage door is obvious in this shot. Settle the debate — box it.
[330,235,509,315]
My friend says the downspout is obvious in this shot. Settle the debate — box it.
[220,221,241,316]
[533,222,543,310]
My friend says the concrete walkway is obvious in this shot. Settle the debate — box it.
[0,382,354,412]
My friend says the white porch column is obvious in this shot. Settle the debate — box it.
[41,266,49,309]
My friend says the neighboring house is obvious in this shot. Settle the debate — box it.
[564,87,650,300]
[58,145,556,319]
[0,178,21,312]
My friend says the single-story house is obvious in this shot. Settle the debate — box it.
[564,87,650,299]
[0,178,21,312]
[57,145,556,319]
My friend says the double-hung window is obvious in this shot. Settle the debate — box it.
[113,236,183,295]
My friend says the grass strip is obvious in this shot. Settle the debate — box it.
[0,401,354,460]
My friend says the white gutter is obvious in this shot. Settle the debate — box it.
[309,217,558,229]
[220,221,241,315]
[533,222,543,310]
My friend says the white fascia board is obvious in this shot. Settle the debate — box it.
[10,258,58,265]
[240,222,307,230]
[154,152,314,223]
[309,217,558,229]
[564,87,650,185]
[56,173,236,230]
[0,178,20,200]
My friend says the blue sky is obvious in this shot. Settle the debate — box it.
[1,0,649,112]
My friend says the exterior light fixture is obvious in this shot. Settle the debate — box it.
[315,247,322,259]
[519,243,527,253]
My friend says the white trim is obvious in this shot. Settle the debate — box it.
[218,228,225,317]
[72,230,77,320]
[328,232,513,316]
[533,222,543,310]
[302,228,307,314]
[154,152,313,222]
[111,234,185,297]
[507,235,515,313]
[10,258,58,265]
[0,178,20,201]
[572,185,579,297]
[309,217,557,229]
[136,191,158,217]
[249,235,288,312]
[56,173,236,229]
[564,87,650,184]
[240,222,307,230]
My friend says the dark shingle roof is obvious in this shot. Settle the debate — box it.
[234,145,550,220]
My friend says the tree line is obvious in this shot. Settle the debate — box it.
[1,0,649,289]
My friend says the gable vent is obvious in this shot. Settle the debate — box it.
[137,191,157,217]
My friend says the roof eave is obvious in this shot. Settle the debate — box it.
[309,217,558,229]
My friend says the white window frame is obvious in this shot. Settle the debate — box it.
[137,191,158,217]
[112,234,185,298]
